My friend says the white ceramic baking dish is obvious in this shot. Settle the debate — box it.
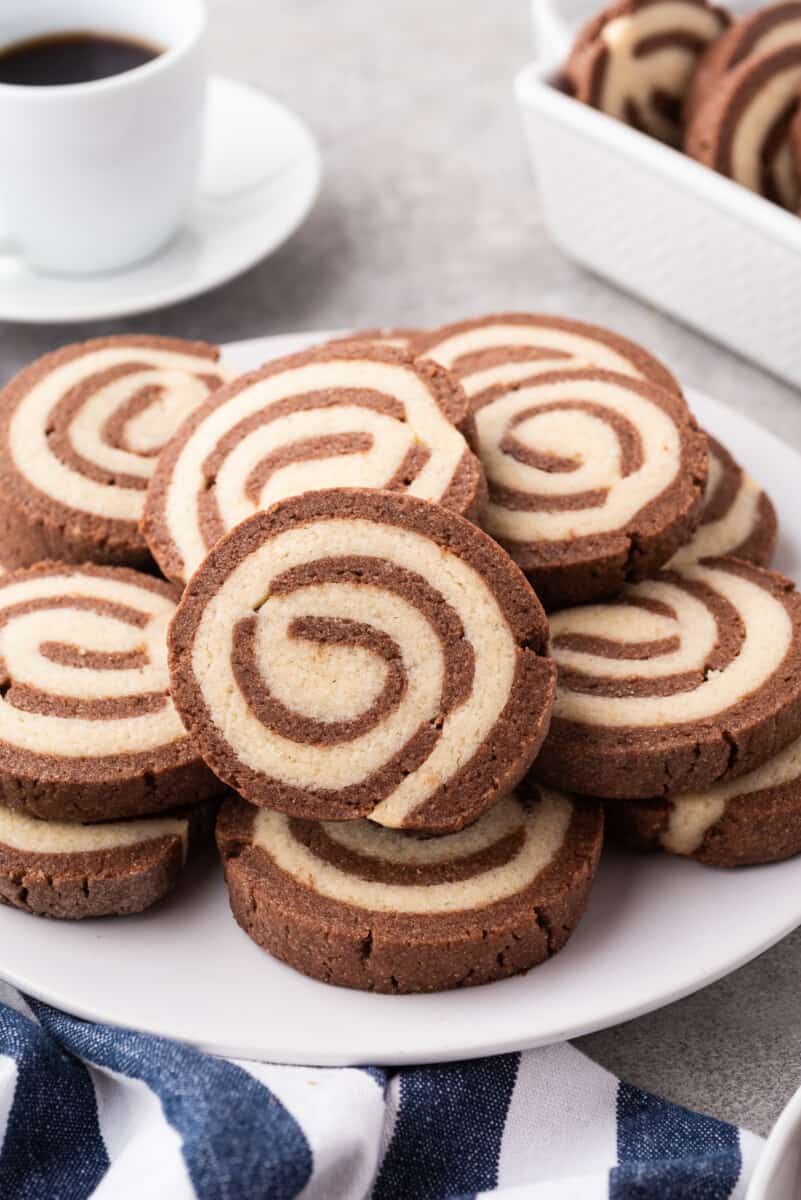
[516,1,801,390]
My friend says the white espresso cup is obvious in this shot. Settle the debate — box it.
[0,0,207,274]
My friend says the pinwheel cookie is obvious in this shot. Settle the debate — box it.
[563,0,730,145]
[0,801,215,919]
[143,344,485,587]
[535,557,801,798]
[436,365,706,608]
[686,0,801,122]
[413,312,682,401]
[0,563,222,822]
[686,42,801,207]
[0,336,227,571]
[607,733,801,867]
[217,785,603,992]
[169,488,557,833]
[668,434,777,566]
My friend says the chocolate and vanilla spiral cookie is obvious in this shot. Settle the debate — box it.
[0,336,227,571]
[432,365,706,608]
[0,802,214,919]
[563,0,730,146]
[686,1,801,122]
[414,317,703,606]
[607,733,801,867]
[686,42,801,207]
[535,557,801,798]
[0,563,221,822]
[668,435,777,567]
[217,785,603,992]
[413,313,682,401]
[169,489,557,832]
[143,345,485,587]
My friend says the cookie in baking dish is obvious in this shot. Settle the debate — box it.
[563,0,730,145]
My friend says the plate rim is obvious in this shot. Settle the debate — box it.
[3,861,801,1068]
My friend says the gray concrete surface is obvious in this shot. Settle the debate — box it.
[1,0,799,1137]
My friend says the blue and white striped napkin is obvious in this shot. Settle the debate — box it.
[0,981,762,1199]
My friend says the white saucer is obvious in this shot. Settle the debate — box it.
[2,331,801,1066]
[0,79,321,324]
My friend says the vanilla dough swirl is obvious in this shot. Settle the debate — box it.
[170,489,557,833]
[250,789,572,915]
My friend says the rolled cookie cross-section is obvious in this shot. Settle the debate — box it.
[686,1,801,123]
[413,313,682,402]
[143,345,485,587]
[0,803,213,919]
[169,489,557,832]
[668,434,777,567]
[443,366,707,609]
[217,785,603,992]
[686,42,801,207]
[563,0,730,146]
[607,733,801,866]
[0,336,227,571]
[535,557,801,798]
[0,563,222,822]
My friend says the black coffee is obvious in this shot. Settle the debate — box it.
[0,31,162,87]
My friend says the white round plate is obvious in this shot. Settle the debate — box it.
[748,1083,801,1199]
[2,331,801,1066]
[0,79,321,324]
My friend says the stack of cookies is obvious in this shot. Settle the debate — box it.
[562,0,801,214]
[0,314,794,997]
[0,337,229,917]
[413,314,799,875]
[146,335,603,992]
